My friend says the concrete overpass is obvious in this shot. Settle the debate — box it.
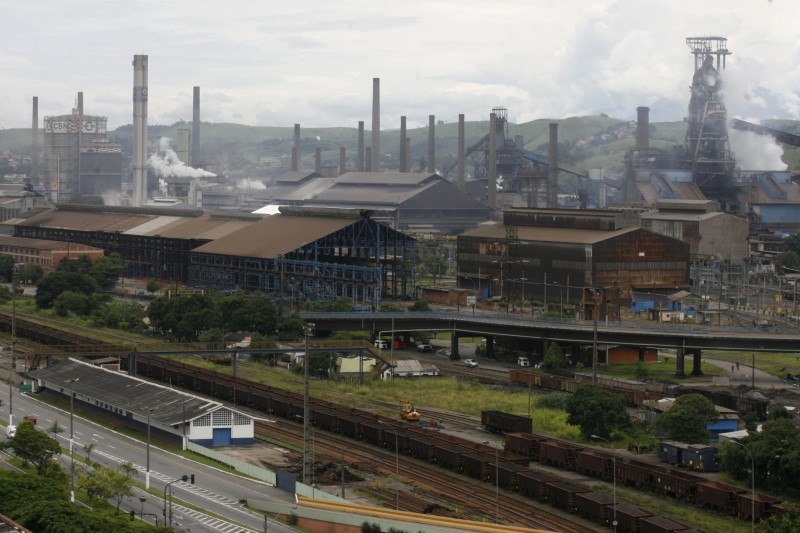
[301,312,800,377]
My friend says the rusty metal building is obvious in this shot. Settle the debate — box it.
[456,208,690,310]
[5,204,415,305]
[191,207,416,306]
[640,199,749,264]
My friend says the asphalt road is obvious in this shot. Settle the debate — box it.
[0,389,298,533]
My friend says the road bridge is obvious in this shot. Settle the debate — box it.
[300,312,800,377]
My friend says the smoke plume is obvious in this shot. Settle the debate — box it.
[148,137,217,178]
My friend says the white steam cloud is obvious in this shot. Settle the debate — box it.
[148,137,217,178]
[729,124,788,171]
[237,178,266,190]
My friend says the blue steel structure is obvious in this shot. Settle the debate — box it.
[190,216,416,308]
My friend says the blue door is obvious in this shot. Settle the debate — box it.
[212,428,231,446]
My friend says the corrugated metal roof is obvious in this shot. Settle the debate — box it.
[29,358,224,425]
[128,214,259,240]
[461,222,639,244]
[336,172,438,186]
[274,171,319,183]
[192,214,360,259]
[641,211,722,222]
[0,235,102,251]
[15,208,157,232]
[14,208,259,241]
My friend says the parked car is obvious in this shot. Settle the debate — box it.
[517,357,530,367]
[464,358,478,368]
[374,340,388,349]
[393,339,406,350]
[416,341,433,352]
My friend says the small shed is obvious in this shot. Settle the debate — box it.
[382,359,439,379]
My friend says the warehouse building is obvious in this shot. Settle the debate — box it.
[457,208,690,314]
[28,358,255,446]
[6,204,417,305]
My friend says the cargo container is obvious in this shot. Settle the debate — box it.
[545,481,593,512]
[539,440,583,470]
[576,491,615,524]
[481,410,532,434]
[696,481,744,515]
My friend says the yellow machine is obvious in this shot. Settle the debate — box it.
[400,400,421,421]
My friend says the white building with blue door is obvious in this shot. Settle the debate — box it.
[29,358,255,447]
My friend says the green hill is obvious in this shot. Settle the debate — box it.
[2,117,798,180]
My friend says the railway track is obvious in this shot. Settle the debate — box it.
[256,419,595,532]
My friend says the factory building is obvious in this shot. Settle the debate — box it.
[0,235,104,275]
[5,204,416,306]
[641,200,749,264]
[42,95,122,204]
[248,171,492,235]
[191,207,417,306]
[457,208,690,313]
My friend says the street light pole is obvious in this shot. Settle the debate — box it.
[303,322,315,485]
[592,288,599,384]
[731,440,755,533]
[591,435,617,531]
[163,475,189,530]
[143,406,157,489]
[66,377,79,503]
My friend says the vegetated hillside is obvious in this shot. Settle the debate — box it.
[2,117,798,181]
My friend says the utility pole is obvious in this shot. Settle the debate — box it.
[303,322,315,485]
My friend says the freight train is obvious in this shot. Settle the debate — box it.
[509,369,771,420]
[129,355,782,531]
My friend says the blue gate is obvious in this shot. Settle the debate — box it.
[212,427,231,446]
[276,468,296,493]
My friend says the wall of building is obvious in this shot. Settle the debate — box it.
[188,407,254,445]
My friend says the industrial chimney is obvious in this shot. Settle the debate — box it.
[399,116,407,173]
[428,115,435,174]
[457,114,465,192]
[292,124,300,171]
[357,121,365,172]
[371,78,380,172]
[192,86,201,167]
[31,97,39,187]
[636,106,650,151]
[132,55,149,207]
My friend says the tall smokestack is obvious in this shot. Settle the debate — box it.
[405,138,411,172]
[132,55,148,207]
[636,106,650,151]
[365,147,372,172]
[31,97,39,186]
[77,92,83,115]
[399,116,407,173]
[548,123,559,209]
[457,114,465,191]
[192,86,201,167]
[371,78,380,172]
[357,121,365,171]
[428,115,435,174]
[292,124,300,171]
[339,147,346,176]
[488,112,497,210]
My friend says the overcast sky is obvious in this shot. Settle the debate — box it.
[2,0,798,131]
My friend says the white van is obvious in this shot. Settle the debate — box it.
[5,425,17,438]
[374,339,388,349]
[517,357,530,367]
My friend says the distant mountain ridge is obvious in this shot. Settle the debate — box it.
[1,117,798,181]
